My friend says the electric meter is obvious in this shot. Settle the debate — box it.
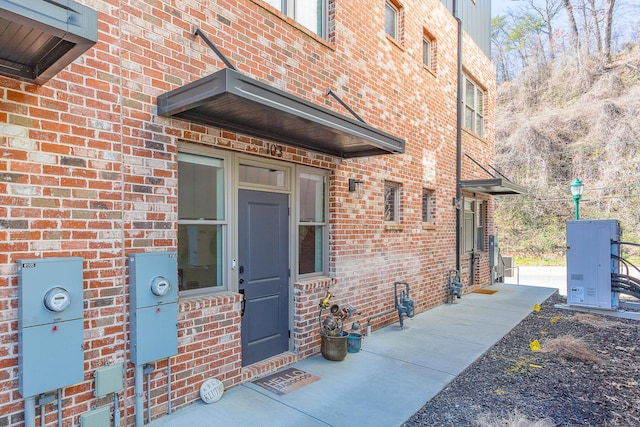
[150,276,170,296]
[43,287,71,312]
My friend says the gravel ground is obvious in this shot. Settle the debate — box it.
[403,293,640,426]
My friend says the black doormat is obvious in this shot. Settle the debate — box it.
[252,368,320,396]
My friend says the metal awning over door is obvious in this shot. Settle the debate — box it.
[0,0,98,85]
[157,68,405,158]
[460,154,526,195]
[459,178,527,195]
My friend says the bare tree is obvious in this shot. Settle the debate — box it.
[562,0,581,51]
[526,0,564,60]
[587,0,603,54]
[603,0,616,60]
[492,15,514,82]
[578,0,592,55]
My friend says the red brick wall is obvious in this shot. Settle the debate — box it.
[0,0,496,425]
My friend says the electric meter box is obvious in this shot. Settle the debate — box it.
[17,257,85,397]
[566,220,620,310]
[128,252,178,365]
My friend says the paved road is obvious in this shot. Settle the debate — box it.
[503,264,640,297]
[503,265,567,295]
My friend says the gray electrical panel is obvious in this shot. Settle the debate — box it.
[489,235,499,268]
[128,252,178,365]
[17,257,85,397]
[566,220,620,309]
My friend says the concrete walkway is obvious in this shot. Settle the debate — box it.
[149,283,556,427]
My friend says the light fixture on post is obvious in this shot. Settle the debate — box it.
[570,178,584,220]
[348,178,363,198]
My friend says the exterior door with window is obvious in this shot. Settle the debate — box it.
[238,190,289,366]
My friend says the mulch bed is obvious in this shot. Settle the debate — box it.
[404,292,640,426]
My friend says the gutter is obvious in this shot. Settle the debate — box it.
[454,0,463,273]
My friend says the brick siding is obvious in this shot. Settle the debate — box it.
[0,0,496,425]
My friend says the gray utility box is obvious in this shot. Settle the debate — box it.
[18,257,85,397]
[129,252,178,365]
[566,220,620,310]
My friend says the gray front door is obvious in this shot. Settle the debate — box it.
[238,190,289,366]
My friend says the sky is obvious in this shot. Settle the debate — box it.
[492,0,522,17]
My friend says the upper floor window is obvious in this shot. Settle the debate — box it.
[385,2,398,39]
[463,76,485,138]
[422,29,436,71]
[264,0,328,38]
[422,36,432,68]
[385,1,403,42]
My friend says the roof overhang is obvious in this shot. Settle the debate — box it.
[460,178,527,196]
[157,68,406,158]
[0,0,98,85]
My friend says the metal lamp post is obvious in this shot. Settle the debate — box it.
[570,178,584,220]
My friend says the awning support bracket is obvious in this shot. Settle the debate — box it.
[194,27,238,71]
[464,153,516,183]
[325,89,366,123]
[464,153,496,179]
[486,163,512,182]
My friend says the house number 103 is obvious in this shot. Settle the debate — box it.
[266,143,283,158]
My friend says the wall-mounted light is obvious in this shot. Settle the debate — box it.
[348,178,363,198]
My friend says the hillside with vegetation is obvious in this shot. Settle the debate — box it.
[494,49,640,258]
[492,0,640,259]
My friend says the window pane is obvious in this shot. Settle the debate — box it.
[178,153,224,220]
[385,3,397,38]
[295,0,323,36]
[464,106,474,131]
[384,184,397,222]
[299,225,323,274]
[300,172,325,222]
[464,213,474,252]
[476,202,486,250]
[239,164,286,187]
[465,79,475,105]
[476,115,484,137]
[422,37,431,67]
[422,189,433,222]
[178,224,223,290]
[476,88,484,115]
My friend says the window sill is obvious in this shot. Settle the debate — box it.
[422,63,436,77]
[178,291,241,310]
[422,223,436,231]
[251,0,336,51]
[385,34,405,51]
[384,223,404,232]
[462,127,487,143]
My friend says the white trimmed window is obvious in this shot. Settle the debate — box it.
[422,36,432,68]
[264,0,328,38]
[385,1,404,42]
[464,76,485,137]
[177,151,228,293]
[462,198,486,253]
[385,1,398,39]
[297,167,328,276]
